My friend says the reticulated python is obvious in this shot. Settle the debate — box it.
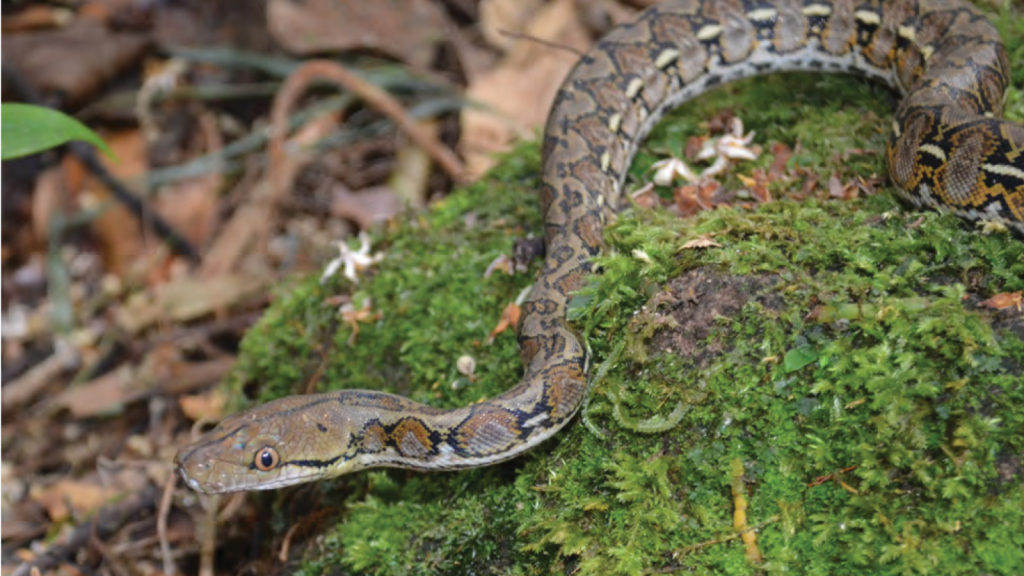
[177,0,1023,493]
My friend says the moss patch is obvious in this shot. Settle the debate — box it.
[223,6,1024,575]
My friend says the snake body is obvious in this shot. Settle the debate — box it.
[177,0,1023,493]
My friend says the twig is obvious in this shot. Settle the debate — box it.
[278,523,302,563]
[69,142,201,261]
[268,59,467,193]
[158,469,178,576]
[649,515,780,574]
[12,486,159,576]
[496,29,585,57]
[199,495,220,576]
[1,341,80,411]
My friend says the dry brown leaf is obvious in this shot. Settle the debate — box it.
[267,0,449,70]
[827,172,862,201]
[461,0,592,177]
[673,181,719,217]
[978,291,1022,310]
[738,169,772,203]
[1,5,72,32]
[2,18,149,106]
[488,302,522,343]
[768,142,793,178]
[31,479,119,522]
[50,365,139,418]
[339,299,381,346]
[681,235,722,249]
[114,273,267,334]
[179,390,227,422]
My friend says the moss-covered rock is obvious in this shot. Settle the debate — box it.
[224,6,1024,575]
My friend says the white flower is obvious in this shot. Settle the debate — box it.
[321,232,383,284]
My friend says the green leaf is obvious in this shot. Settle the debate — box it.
[784,345,819,373]
[2,103,113,160]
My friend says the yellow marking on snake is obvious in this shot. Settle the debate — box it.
[625,78,645,99]
[802,4,832,16]
[696,24,723,41]
[608,113,622,133]
[918,144,947,161]
[655,49,680,69]
[747,8,778,21]
[854,10,881,25]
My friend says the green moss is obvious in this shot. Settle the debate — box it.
[223,6,1023,575]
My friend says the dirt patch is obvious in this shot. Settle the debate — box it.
[647,267,784,367]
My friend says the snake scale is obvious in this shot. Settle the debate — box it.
[176,0,1024,493]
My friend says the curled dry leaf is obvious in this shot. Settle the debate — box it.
[978,291,1022,311]
[339,298,381,346]
[681,235,722,249]
[737,170,772,203]
[487,302,522,343]
[673,180,720,217]
[179,390,227,422]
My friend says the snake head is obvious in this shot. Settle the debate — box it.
[175,394,358,493]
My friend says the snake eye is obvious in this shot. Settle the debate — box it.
[254,446,280,471]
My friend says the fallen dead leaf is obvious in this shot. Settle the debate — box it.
[31,479,120,522]
[978,291,1022,310]
[3,17,149,106]
[179,389,227,422]
[267,0,449,70]
[339,298,381,346]
[737,169,772,204]
[488,302,522,343]
[50,364,139,418]
[673,181,720,217]
[681,235,722,249]
[768,142,793,178]
[113,273,267,334]
[1,5,73,32]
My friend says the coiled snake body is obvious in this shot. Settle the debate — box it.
[177,0,1023,493]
